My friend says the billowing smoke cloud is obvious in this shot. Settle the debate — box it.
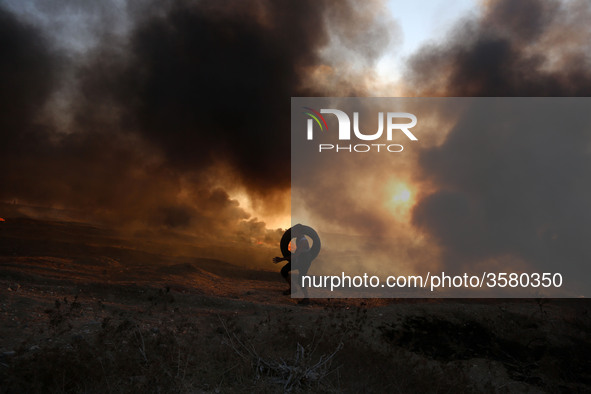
[407,0,591,279]
[105,0,327,192]
[0,0,394,266]
[405,0,591,96]
[0,8,58,158]
[5,0,590,286]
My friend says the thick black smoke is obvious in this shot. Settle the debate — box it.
[0,8,58,157]
[92,0,333,193]
[408,0,591,278]
[406,0,591,97]
[0,0,392,250]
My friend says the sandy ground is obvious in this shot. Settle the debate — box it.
[1,218,590,393]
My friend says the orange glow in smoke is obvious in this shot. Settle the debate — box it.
[385,181,415,219]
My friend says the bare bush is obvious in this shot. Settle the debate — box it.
[219,316,342,392]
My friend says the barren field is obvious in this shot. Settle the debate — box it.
[1,218,590,393]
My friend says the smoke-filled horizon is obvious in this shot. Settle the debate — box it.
[2,0,591,274]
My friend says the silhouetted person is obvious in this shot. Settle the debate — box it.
[273,224,321,305]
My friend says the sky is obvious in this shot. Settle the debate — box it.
[378,0,479,82]
[1,0,591,280]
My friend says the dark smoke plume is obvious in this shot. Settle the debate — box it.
[408,0,591,277]
[91,0,332,193]
[0,8,58,157]
[0,0,393,259]
[406,0,591,97]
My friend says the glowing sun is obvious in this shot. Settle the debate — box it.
[385,181,415,218]
[391,188,411,203]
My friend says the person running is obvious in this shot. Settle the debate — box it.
[272,224,320,305]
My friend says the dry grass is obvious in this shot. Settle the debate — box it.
[2,219,591,393]
[0,293,476,393]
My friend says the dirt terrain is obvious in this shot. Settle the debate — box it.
[1,217,590,393]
